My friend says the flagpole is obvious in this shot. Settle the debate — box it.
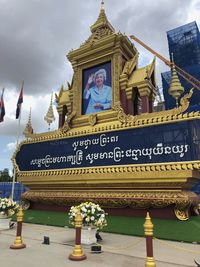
[11,82,24,200]
[0,88,5,122]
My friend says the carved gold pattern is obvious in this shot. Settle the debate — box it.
[60,121,70,133]
[178,88,194,112]
[113,53,121,104]
[88,114,97,126]
[21,190,197,220]
[174,207,189,221]
[16,160,200,180]
[114,102,135,124]
[83,2,115,46]
[59,111,76,133]
[18,104,199,144]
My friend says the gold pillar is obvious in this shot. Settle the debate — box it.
[10,206,26,249]
[144,212,156,267]
[69,210,87,261]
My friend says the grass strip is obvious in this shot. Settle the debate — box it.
[12,209,200,243]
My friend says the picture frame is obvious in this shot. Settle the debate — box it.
[82,61,112,115]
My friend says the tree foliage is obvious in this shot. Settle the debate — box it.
[0,168,12,182]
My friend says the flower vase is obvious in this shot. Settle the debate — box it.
[81,226,97,245]
[0,214,11,230]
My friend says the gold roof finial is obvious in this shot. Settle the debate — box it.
[81,0,115,45]
[23,107,33,138]
[90,0,114,33]
[44,93,55,131]
[101,0,105,11]
[168,54,184,107]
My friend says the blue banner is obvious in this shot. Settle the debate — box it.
[16,120,200,171]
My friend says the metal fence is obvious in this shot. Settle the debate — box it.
[0,182,28,201]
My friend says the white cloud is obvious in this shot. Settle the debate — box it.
[5,142,16,151]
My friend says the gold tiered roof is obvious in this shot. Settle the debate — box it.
[128,57,156,86]
[82,1,115,45]
[55,83,73,115]
[55,84,70,106]
[90,0,114,33]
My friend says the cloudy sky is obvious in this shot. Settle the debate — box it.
[0,0,199,173]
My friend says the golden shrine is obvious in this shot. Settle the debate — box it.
[13,2,200,220]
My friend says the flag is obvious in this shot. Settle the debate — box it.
[16,84,23,119]
[0,88,5,122]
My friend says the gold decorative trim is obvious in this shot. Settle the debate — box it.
[21,190,198,220]
[114,102,135,124]
[18,87,199,143]
[178,87,194,112]
[115,88,196,125]
[59,111,77,133]
[16,160,200,179]
[174,206,189,221]
[88,114,97,126]
[113,52,121,104]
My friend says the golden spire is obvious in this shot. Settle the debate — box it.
[80,0,115,45]
[90,0,114,33]
[101,0,104,11]
[23,107,33,138]
[168,58,184,107]
[44,93,55,131]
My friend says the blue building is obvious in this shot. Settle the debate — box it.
[161,21,200,110]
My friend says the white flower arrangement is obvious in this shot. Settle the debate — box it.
[0,198,19,217]
[68,202,107,230]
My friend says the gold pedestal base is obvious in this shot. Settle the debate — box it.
[10,243,26,249]
[69,254,87,261]
[145,257,156,267]
[10,236,26,250]
[69,245,87,261]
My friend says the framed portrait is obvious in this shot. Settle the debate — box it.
[82,61,112,115]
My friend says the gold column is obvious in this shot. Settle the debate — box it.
[69,210,87,261]
[144,212,156,267]
[10,206,26,249]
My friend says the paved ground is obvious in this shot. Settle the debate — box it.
[0,223,200,267]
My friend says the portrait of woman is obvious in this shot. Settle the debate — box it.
[83,63,112,115]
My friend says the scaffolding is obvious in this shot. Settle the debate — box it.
[167,21,200,68]
[162,64,200,109]
[162,21,200,109]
